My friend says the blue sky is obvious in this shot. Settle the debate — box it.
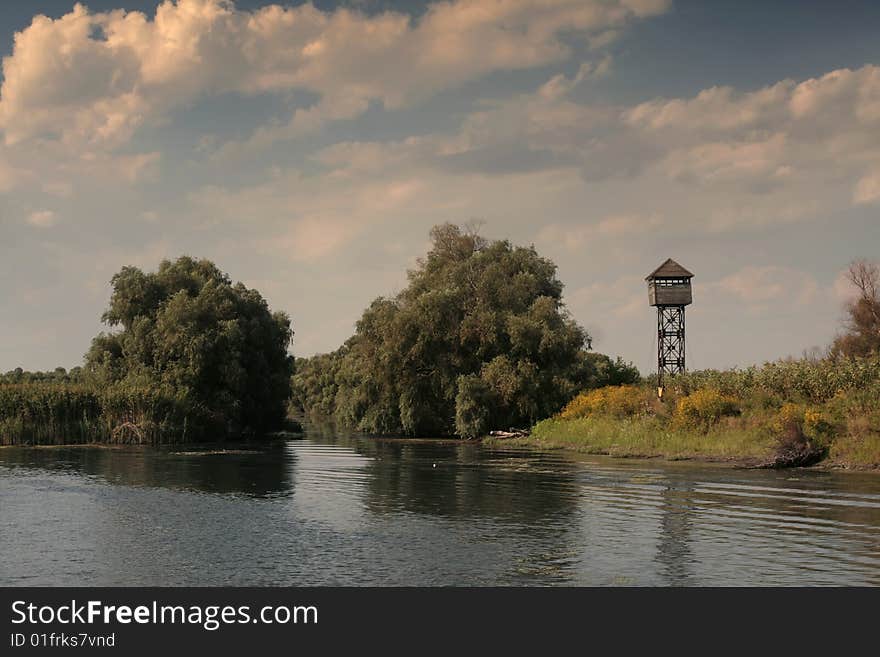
[2,0,879,374]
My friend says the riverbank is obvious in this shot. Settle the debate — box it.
[486,358,880,470]
[486,416,773,465]
[484,417,880,470]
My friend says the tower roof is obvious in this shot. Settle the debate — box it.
[646,258,693,280]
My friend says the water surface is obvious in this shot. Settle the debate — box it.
[1,430,879,586]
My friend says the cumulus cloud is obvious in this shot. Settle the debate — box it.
[0,153,27,192]
[307,62,880,235]
[628,67,880,191]
[709,266,821,310]
[186,168,437,263]
[537,213,662,251]
[0,0,668,148]
[853,169,880,204]
[2,1,877,371]
[566,274,646,325]
[26,210,57,227]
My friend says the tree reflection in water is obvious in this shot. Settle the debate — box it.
[0,443,295,498]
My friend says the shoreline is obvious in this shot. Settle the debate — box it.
[2,431,878,472]
[482,433,880,472]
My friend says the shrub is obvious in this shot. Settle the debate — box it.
[772,403,833,446]
[673,389,739,430]
[662,356,880,404]
[559,385,645,419]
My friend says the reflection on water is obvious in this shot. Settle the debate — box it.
[1,426,879,586]
[656,481,696,586]
[0,442,294,497]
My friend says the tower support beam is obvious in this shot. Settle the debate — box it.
[657,305,685,388]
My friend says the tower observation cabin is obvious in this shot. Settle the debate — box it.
[646,258,694,393]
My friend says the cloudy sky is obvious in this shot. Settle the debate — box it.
[1,0,879,375]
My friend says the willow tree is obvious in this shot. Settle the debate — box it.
[293,224,637,437]
[85,256,294,435]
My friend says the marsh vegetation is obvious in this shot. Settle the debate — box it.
[2,228,878,470]
[1,256,293,445]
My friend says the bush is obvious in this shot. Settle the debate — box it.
[663,356,880,403]
[673,389,739,430]
[772,403,833,446]
[560,385,646,419]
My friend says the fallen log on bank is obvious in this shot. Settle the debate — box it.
[755,444,826,469]
[488,428,531,439]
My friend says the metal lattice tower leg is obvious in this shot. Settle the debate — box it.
[657,305,685,389]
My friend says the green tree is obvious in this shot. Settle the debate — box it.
[292,224,638,437]
[85,256,294,435]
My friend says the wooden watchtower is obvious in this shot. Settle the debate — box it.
[646,259,693,393]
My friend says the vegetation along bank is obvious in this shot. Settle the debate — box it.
[3,225,879,471]
[490,357,880,469]
[1,257,293,445]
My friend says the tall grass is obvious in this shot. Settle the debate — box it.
[516,356,880,468]
[0,383,218,446]
[657,357,880,403]
[528,416,775,460]
[0,385,102,445]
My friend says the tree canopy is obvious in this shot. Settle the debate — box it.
[85,256,294,436]
[292,224,638,437]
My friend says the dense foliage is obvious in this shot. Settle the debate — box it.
[560,385,646,419]
[84,256,294,437]
[0,367,83,385]
[292,224,639,437]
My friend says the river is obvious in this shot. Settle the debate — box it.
[1,429,879,586]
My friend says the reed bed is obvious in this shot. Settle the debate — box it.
[0,383,219,446]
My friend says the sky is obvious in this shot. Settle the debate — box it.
[1,0,879,375]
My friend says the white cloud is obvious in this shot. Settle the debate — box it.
[709,266,821,310]
[1,2,877,373]
[26,210,57,227]
[312,62,880,234]
[537,213,662,251]
[0,150,29,192]
[658,133,790,186]
[0,0,667,148]
[627,67,880,191]
[853,169,880,204]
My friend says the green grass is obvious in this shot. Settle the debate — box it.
[828,434,880,468]
[493,412,880,469]
[506,416,776,463]
[496,359,880,469]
